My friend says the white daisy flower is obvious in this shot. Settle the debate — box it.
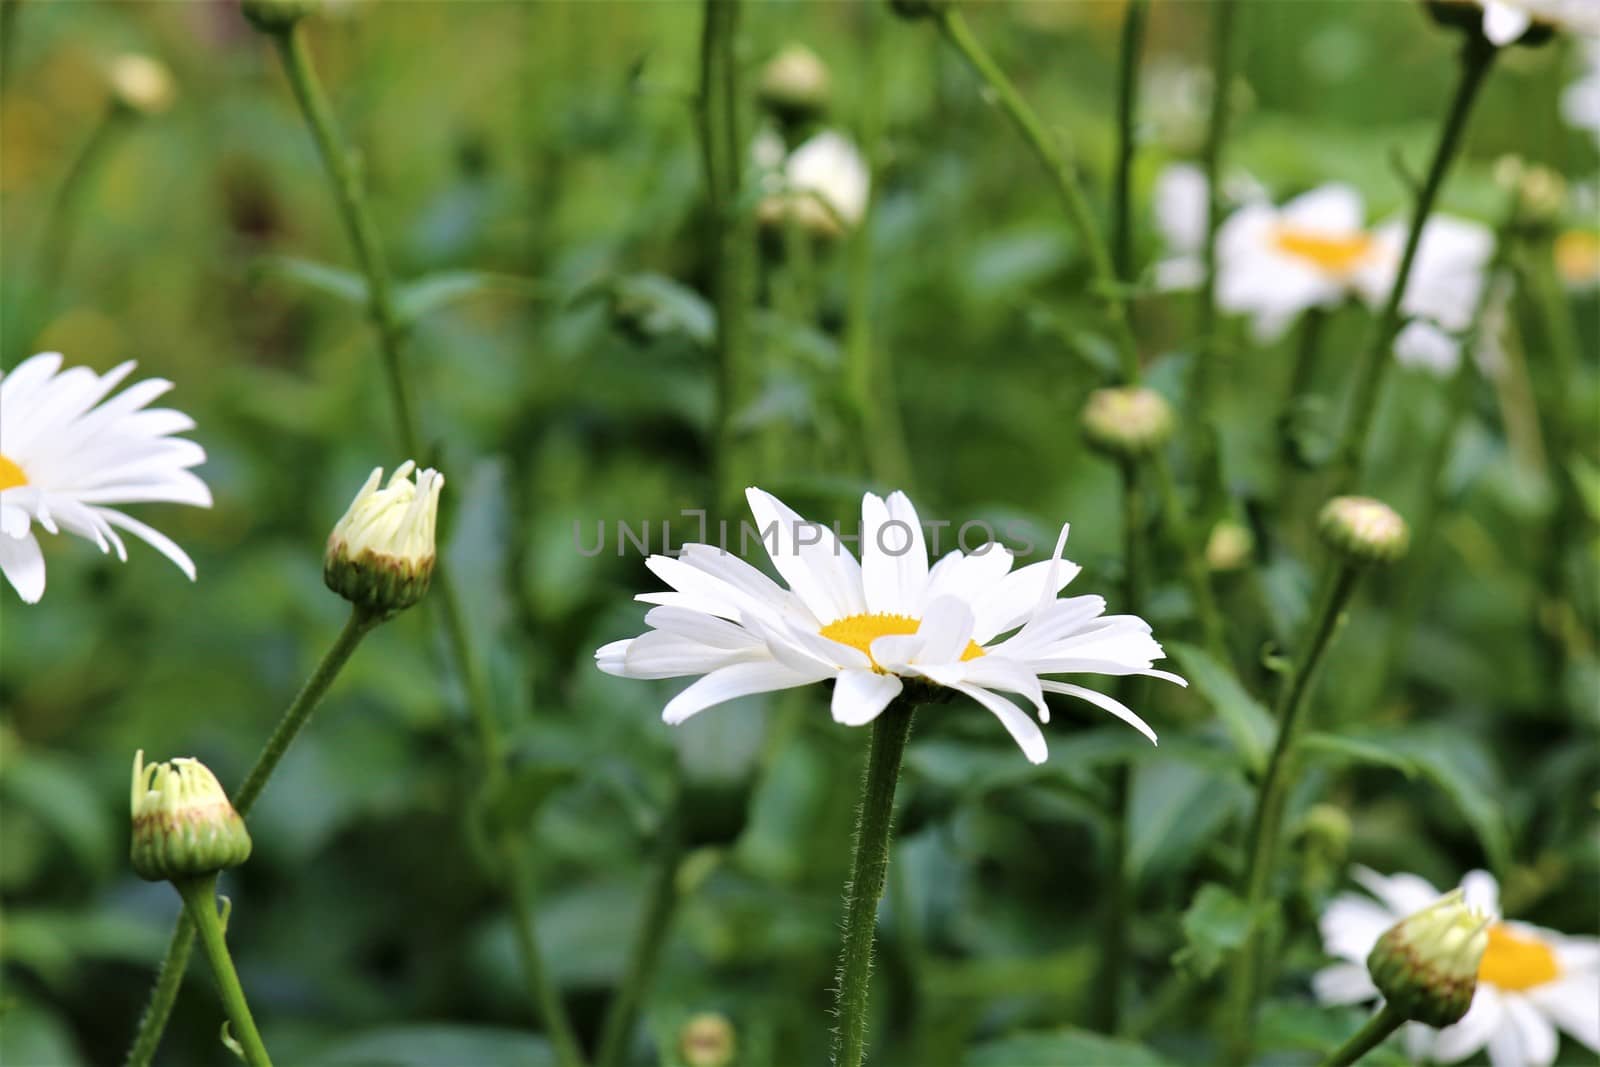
[1465,0,1600,47]
[1316,866,1600,1067]
[1150,162,1267,292]
[754,127,870,237]
[0,352,211,603]
[596,488,1185,764]
[1564,39,1600,141]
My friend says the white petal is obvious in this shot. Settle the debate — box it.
[744,487,865,624]
[661,659,830,725]
[1483,1,1533,46]
[952,682,1047,764]
[1312,962,1378,1006]
[1461,869,1502,915]
[621,630,765,679]
[860,490,929,617]
[1351,866,1443,918]
[94,508,196,580]
[1435,985,1504,1064]
[957,657,1046,717]
[1319,893,1400,962]
[922,544,1014,607]
[970,556,1083,644]
[912,596,977,664]
[1489,994,1558,1067]
[595,639,632,676]
[1039,679,1158,745]
[1281,183,1366,234]
[643,605,766,650]
[1527,974,1600,1053]
[831,669,903,726]
[0,530,46,603]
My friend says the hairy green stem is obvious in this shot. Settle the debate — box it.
[1330,33,1496,493]
[1319,1003,1407,1067]
[174,876,273,1067]
[1192,0,1240,413]
[1226,562,1362,1061]
[832,700,917,1067]
[1112,0,1150,283]
[935,7,1140,384]
[502,831,588,1067]
[595,806,684,1067]
[122,909,198,1067]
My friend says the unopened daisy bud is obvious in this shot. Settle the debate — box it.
[324,461,444,619]
[130,751,252,882]
[679,1012,736,1067]
[240,0,321,33]
[1318,496,1409,565]
[1080,386,1175,460]
[1367,888,1490,1027]
[1205,520,1254,572]
[759,44,831,121]
[107,54,176,117]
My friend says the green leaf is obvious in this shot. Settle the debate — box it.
[252,255,367,306]
[1173,884,1255,980]
[303,1025,555,1066]
[394,270,546,325]
[964,1028,1175,1066]
[1384,727,1512,873]
[1128,757,1249,888]
[1299,732,1417,777]
[0,754,116,881]
[1168,642,1274,774]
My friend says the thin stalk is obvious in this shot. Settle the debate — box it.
[124,607,379,1067]
[1192,0,1240,416]
[1225,562,1363,1062]
[174,876,273,1067]
[1,0,21,94]
[595,805,684,1067]
[831,700,917,1067]
[1319,1003,1406,1067]
[1111,0,1150,283]
[935,7,1140,384]
[1151,453,1229,665]
[1330,33,1496,493]
[263,22,580,1062]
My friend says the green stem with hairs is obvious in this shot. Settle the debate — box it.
[1319,1003,1407,1067]
[831,699,917,1067]
[1225,561,1363,1062]
[1330,33,1496,494]
[935,6,1140,384]
[174,876,273,1067]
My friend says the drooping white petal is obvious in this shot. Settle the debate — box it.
[95,508,197,580]
[661,659,832,724]
[0,530,46,603]
[1039,680,1158,745]
[831,669,903,726]
[952,683,1047,764]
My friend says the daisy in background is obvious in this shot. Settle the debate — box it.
[1317,866,1600,1067]
[1563,38,1600,142]
[597,488,1184,763]
[753,127,871,238]
[1150,161,1266,291]
[0,352,211,603]
[1458,0,1600,47]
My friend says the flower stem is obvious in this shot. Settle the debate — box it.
[1112,0,1150,283]
[1225,561,1363,1062]
[174,876,273,1067]
[1192,0,1240,415]
[1151,453,1229,665]
[123,607,378,1067]
[263,23,581,1061]
[595,803,684,1067]
[935,6,1140,385]
[1330,33,1496,494]
[1318,1002,1407,1067]
[832,699,917,1067]
[271,23,420,458]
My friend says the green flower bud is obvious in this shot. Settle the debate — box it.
[1318,496,1409,565]
[758,44,831,122]
[1205,520,1254,572]
[130,751,252,882]
[1367,888,1490,1027]
[107,54,176,117]
[240,0,321,33]
[325,461,444,619]
[1081,386,1176,460]
[679,1012,736,1067]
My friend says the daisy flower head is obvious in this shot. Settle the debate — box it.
[1316,866,1600,1067]
[596,488,1185,764]
[1151,162,1267,292]
[0,353,211,604]
[754,128,870,238]
[1563,39,1600,141]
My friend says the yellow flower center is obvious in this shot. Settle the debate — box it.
[819,612,985,672]
[1478,923,1561,991]
[1272,226,1377,276]
[0,454,27,491]
[1554,231,1600,286]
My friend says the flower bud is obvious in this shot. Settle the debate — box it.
[325,461,444,618]
[678,1013,736,1067]
[1367,888,1490,1027]
[759,44,831,122]
[240,0,321,32]
[1318,496,1409,565]
[130,751,252,882]
[107,55,176,117]
[1080,386,1176,460]
[1205,520,1254,572]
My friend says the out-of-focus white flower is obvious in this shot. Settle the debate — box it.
[754,127,870,238]
[0,353,211,603]
[1151,163,1267,291]
[1561,40,1600,140]
[1316,866,1600,1067]
[1468,0,1600,47]
[1141,61,1214,153]
[1368,214,1496,372]
[107,54,176,116]
[597,488,1186,764]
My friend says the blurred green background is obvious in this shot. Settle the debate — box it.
[1,2,1596,1065]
